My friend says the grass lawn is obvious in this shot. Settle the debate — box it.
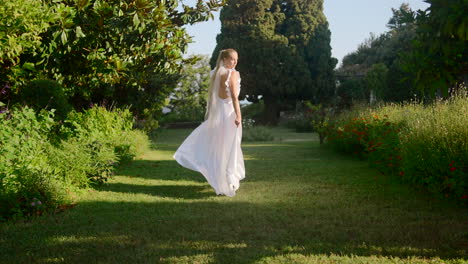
[0,127,466,263]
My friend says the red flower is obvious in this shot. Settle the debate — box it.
[461,195,468,199]
[450,167,456,171]
[399,171,405,176]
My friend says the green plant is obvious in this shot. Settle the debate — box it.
[0,107,69,220]
[242,126,274,142]
[241,101,264,124]
[17,79,72,120]
[325,92,468,204]
[0,106,151,221]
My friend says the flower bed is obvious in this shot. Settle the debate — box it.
[325,94,467,204]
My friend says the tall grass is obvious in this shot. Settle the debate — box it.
[326,93,467,203]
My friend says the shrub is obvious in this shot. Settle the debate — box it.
[16,80,73,120]
[0,106,150,221]
[61,106,137,184]
[0,107,69,221]
[241,101,264,124]
[325,93,467,204]
[243,126,274,142]
[159,105,205,125]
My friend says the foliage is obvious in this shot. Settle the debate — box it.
[401,0,467,97]
[339,1,467,101]
[303,102,334,144]
[1,0,225,119]
[0,0,55,93]
[242,126,274,142]
[337,4,420,103]
[0,106,150,221]
[0,108,69,221]
[241,101,264,124]
[159,108,205,125]
[161,55,211,124]
[212,0,336,124]
[336,78,367,108]
[15,79,73,120]
[365,63,389,103]
[2,127,466,263]
[325,92,468,204]
[61,106,144,177]
[306,23,339,103]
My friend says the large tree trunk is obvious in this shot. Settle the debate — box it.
[262,94,280,125]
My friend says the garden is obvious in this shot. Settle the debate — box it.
[0,0,467,263]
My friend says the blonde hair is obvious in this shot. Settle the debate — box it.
[211,48,237,82]
[205,49,237,120]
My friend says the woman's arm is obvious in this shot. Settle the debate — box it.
[229,71,242,127]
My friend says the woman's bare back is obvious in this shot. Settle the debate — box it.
[218,70,239,99]
[218,72,230,99]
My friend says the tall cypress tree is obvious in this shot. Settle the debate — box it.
[212,0,336,124]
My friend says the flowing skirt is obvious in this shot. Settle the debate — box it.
[173,99,245,197]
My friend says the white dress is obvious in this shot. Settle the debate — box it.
[173,66,245,197]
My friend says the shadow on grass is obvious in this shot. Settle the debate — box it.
[2,132,466,263]
[1,199,466,264]
[115,159,207,183]
[100,183,214,200]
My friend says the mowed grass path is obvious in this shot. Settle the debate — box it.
[1,128,466,264]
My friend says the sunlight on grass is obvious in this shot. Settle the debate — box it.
[1,127,466,264]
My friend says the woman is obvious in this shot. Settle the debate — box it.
[173,49,245,197]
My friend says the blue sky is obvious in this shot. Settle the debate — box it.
[182,0,430,66]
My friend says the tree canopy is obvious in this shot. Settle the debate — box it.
[337,1,467,103]
[212,0,336,124]
[1,0,225,121]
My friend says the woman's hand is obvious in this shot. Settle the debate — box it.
[235,116,241,127]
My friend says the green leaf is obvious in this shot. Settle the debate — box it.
[133,13,140,27]
[22,62,36,71]
[61,31,68,45]
[76,26,85,38]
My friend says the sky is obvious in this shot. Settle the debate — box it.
[182,0,430,66]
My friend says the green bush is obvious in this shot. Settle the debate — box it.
[159,105,205,125]
[61,106,142,184]
[243,126,274,142]
[0,106,150,221]
[0,107,69,221]
[325,93,467,204]
[241,102,264,124]
[16,80,73,120]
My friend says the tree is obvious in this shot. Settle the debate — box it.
[1,0,225,121]
[337,4,419,103]
[402,0,467,97]
[212,0,335,124]
[167,55,211,121]
[306,23,338,103]
[0,0,55,100]
[365,63,388,104]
